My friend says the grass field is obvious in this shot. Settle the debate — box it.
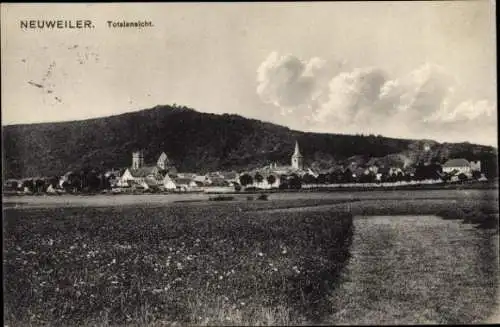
[3,189,499,325]
[4,200,354,326]
[329,215,499,324]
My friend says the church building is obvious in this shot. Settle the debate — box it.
[291,141,304,170]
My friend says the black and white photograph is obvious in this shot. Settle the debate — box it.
[1,2,499,325]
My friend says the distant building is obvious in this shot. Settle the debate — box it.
[174,177,198,191]
[122,151,177,187]
[163,174,177,191]
[291,141,304,170]
[470,160,481,172]
[120,166,163,188]
[442,158,471,175]
[157,152,171,170]
[132,150,145,169]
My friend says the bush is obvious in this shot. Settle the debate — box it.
[209,195,235,201]
[257,194,269,201]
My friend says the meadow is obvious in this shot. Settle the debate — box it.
[3,189,499,326]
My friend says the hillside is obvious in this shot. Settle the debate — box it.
[2,105,498,178]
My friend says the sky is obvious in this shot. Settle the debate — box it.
[1,2,497,146]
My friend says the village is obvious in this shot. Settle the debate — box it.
[3,141,490,195]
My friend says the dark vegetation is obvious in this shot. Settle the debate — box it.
[4,201,353,326]
[208,195,235,201]
[3,104,497,179]
[3,190,498,325]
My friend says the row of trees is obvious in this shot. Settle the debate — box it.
[238,164,485,189]
[6,168,118,194]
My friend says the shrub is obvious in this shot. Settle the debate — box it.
[257,194,269,201]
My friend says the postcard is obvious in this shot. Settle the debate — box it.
[2,2,498,325]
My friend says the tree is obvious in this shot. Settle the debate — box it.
[472,170,482,180]
[359,172,375,183]
[85,170,101,191]
[301,173,317,185]
[65,173,82,192]
[239,173,253,186]
[317,173,327,184]
[288,174,302,189]
[47,176,60,189]
[21,179,34,192]
[342,169,354,183]
[34,178,46,193]
[254,173,264,184]
[441,172,452,182]
[458,173,468,182]
[266,175,276,186]
[278,175,289,189]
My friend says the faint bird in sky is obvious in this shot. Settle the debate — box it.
[41,61,56,84]
[28,81,43,89]
[54,96,62,103]
[68,44,79,50]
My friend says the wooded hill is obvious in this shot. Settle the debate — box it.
[2,105,498,178]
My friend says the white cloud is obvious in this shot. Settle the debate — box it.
[313,67,386,125]
[256,52,342,116]
[256,52,497,145]
[426,99,496,123]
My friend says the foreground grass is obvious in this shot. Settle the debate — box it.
[329,215,499,324]
[3,191,498,326]
[3,201,353,326]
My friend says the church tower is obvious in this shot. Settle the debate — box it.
[132,150,144,169]
[157,152,170,170]
[291,141,304,170]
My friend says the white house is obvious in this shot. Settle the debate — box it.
[442,158,471,175]
[163,174,177,190]
[174,177,198,192]
[120,166,163,187]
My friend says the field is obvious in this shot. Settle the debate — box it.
[3,189,499,326]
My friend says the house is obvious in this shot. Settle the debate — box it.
[163,174,177,190]
[174,177,198,191]
[470,160,481,172]
[105,169,123,187]
[177,172,197,179]
[4,179,20,191]
[388,167,404,176]
[442,158,471,175]
[120,166,164,188]
[194,175,211,185]
[157,152,171,170]
[219,171,239,183]
[120,151,178,188]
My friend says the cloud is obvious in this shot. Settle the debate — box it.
[425,99,496,123]
[255,52,496,145]
[256,52,341,116]
[313,67,386,125]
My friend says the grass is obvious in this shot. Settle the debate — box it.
[329,215,499,324]
[3,201,353,326]
[3,189,498,325]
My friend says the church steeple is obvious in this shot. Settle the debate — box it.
[291,141,304,169]
[294,141,302,156]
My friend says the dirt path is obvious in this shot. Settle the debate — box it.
[328,215,499,324]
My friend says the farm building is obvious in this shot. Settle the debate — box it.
[162,174,177,190]
[174,177,198,191]
[119,166,163,188]
[120,151,177,187]
[442,158,472,175]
